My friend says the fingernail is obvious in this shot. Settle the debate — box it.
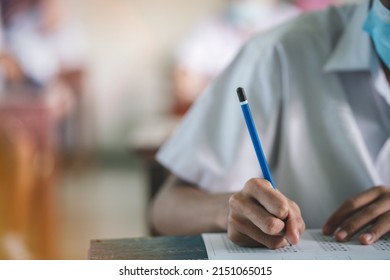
[336,230,348,241]
[287,230,299,245]
[361,233,373,243]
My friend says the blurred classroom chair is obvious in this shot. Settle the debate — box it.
[0,86,63,259]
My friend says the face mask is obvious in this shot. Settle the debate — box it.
[363,0,390,69]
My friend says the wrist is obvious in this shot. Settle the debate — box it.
[213,193,231,231]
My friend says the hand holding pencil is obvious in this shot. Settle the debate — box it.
[226,87,305,248]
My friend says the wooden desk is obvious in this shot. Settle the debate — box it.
[89,235,208,260]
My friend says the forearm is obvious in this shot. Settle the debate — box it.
[150,174,231,235]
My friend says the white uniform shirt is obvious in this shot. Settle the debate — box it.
[157,0,390,228]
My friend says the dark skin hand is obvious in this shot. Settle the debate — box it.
[227,178,305,249]
[323,186,390,244]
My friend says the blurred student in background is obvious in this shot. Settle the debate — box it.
[171,0,300,115]
[0,0,86,118]
[0,0,86,259]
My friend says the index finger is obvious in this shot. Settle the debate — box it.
[242,178,289,220]
[323,186,387,235]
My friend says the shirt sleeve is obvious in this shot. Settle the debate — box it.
[157,34,285,193]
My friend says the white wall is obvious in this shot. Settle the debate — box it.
[60,0,226,153]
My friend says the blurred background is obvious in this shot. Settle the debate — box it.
[0,0,358,259]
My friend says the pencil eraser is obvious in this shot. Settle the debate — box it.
[236,87,247,102]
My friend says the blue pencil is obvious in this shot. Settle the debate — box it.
[236,87,275,189]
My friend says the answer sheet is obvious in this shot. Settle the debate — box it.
[202,229,390,259]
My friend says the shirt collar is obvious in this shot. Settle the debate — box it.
[324,0,372,72]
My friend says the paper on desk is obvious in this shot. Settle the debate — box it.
[202,229,390,259]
